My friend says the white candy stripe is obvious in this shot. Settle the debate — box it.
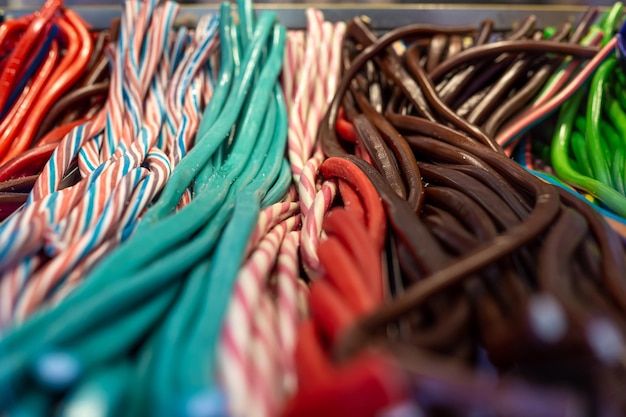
[274,230,301,398]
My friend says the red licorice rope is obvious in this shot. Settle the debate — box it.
[283,156,409,417]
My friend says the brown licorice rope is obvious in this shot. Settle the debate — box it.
[318,11,626,416]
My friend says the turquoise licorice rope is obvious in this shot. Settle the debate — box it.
[141,10,277,224]
[7,390,50,417]
[179,81,288,391]
[53,11,274,281]
[56,362,133,417]
[128,2,288,415]
[176,23,289,417]
[0,3,289,415]
[206,21,243,178]
[144,76,287,417]
[194,3,236,186]
[168,3,288,413]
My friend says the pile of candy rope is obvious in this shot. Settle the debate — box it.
[1,1,626,417]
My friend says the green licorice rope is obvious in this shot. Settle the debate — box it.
[604,93,626,138]
[598,113,623,154]
[612,73,626,115]
[602,2,624,46]
[559,2,626,210]
[585,57,615,187]
[613,147,626,194]
[574,113,619,189]
[552,90,626,217]
[571,130,593,177]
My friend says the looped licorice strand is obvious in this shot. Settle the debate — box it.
[352,91,423,213]
[343,155,451,274]
[386,113,532,212]
[390,290,471,357]
[453,55,519,119]
[426,34,448,72]
[345,17,436,122]
[384,86,403,117]
[421,203,519,312]
[557,188,626,315]
[426,173,533,320]
[324,208,385,302]
[384,231,405,300]
[550,22,575,43]
[435,15,534,106]
[422,205,482,253]
[482,55,557,138]
[386,211,476,358]
[335,152,562,360]
[449,164,532,219]
[422,197,523,323]
[418,162,522,228]
[402,44,503,154]
[537,207,597,327]
[507,15,538,41]
[477,21,575,129]
[353,114,407,200]
[474,19,494,45]
[474,25,572,136]
[319,22,476,160]
[464,52,536,127]
[428,40,599,84]
[399,133,531,218]
[383,111,548,204]
[436,19,492,104]
[424,185,498,243]
[402,133,489,169]
[570,7,598,44]
[320,157,386,251]
[446,35,463,60]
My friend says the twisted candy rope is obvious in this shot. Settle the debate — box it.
[0,1,220,326]
[218,9,345,417]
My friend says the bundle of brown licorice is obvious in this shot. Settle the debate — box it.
[300,10,626,417]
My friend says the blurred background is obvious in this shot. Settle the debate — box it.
[1,1,615,32]
[2,0,617,5]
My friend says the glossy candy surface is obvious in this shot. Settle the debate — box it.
[2,3,626,417]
